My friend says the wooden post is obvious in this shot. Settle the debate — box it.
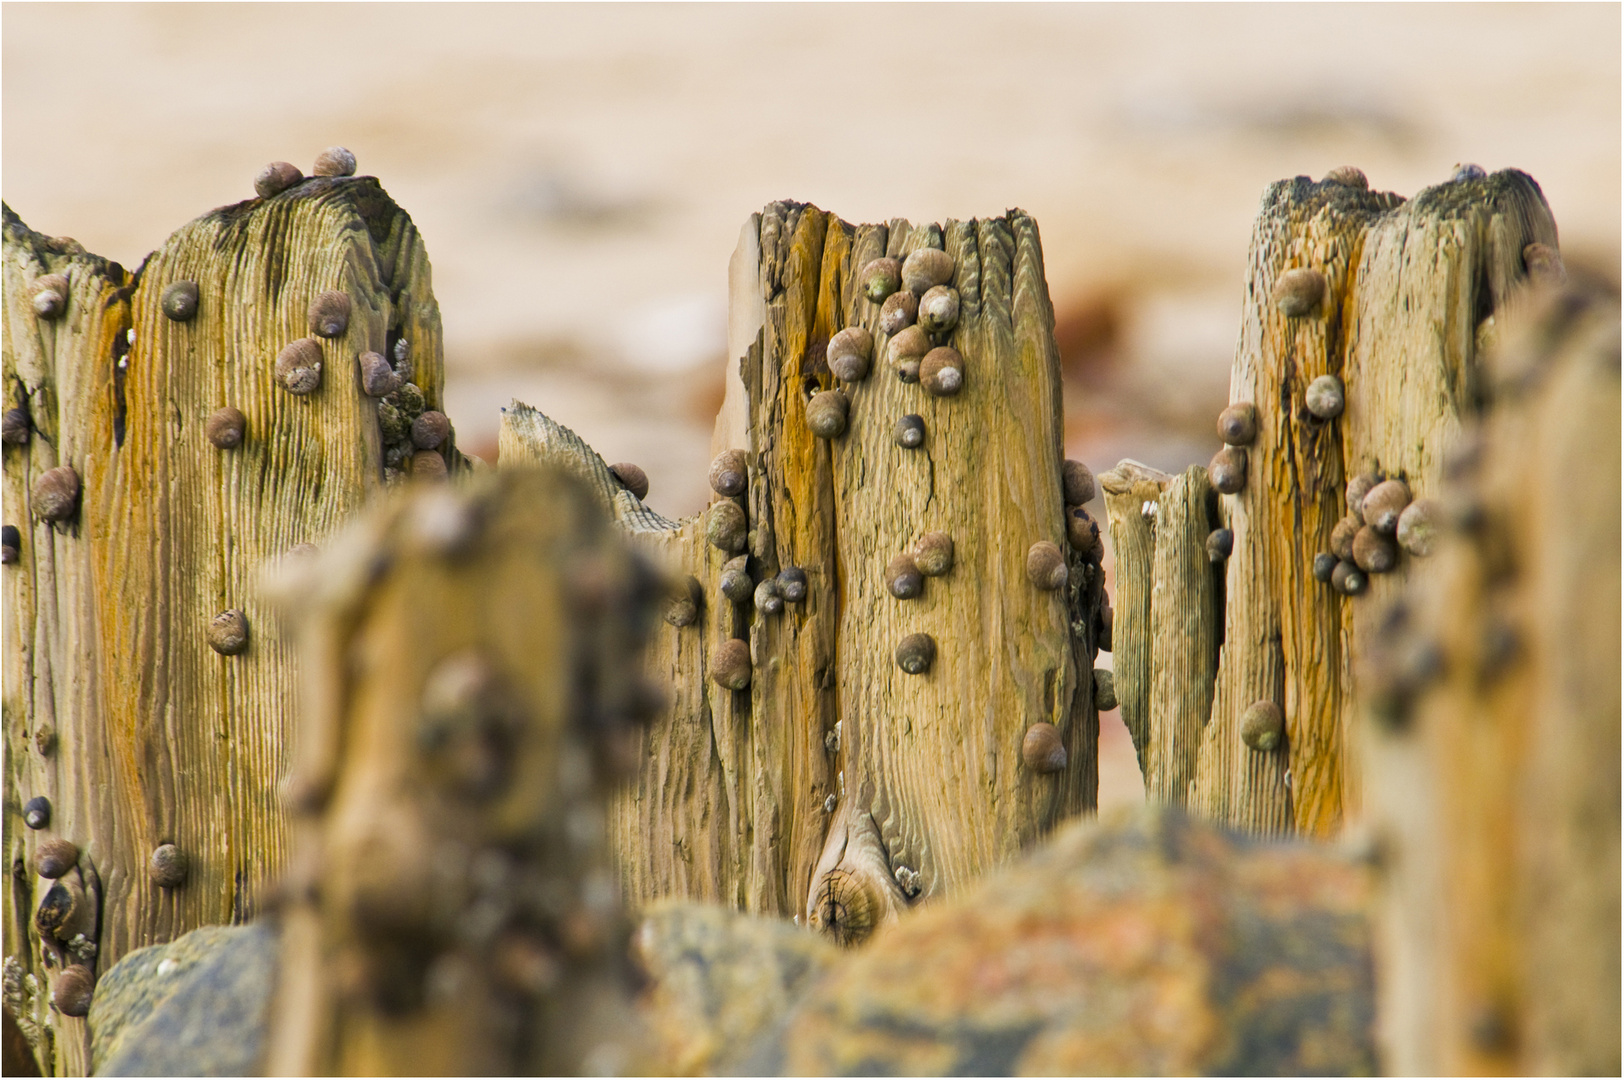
[1102,169,1561,839]
[1364,278,1620,1075]
[502,202,1105,943]
[2,175,459,1073]
[263,469,649,1075]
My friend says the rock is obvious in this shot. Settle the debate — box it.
[737,807,1376,1076]
[89,923,278,1076]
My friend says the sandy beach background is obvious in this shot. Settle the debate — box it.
[5,3,1617,809]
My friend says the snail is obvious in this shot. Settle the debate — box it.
[860,257,901,303]
[895,633,936,675]
[776,567,808,603]
[207,610,250,655]
[919,347,964,396]
[1330,515,1361,561]
[879,289,917,335]
[826,327,873,383]
[711,638,752,690]
[708,449,748,497]
[1305,375,1345,420]
[35,839,78,879]
[1346,473,1380,520]
[1331,560,1367,596]
[887,325,930,382]
[1274,268,1325,318]
[1522,242,1566,288]
[148,844,188,888]
[307,291,351,338]
[662,575,704,628]
[1206,528,1234,563]
[901,248,953,295]
[23,797,50,830]
[1397,499,1438,557]
[893,414,925,449]
[52,964,95,1018]
[161,280,200,322]
[1026,541,1067,591]
[1322,165,1368,188]
[359,351,403,397]
[913,531,954,576]
[885,553,924,600]
[2,408,30,446]
[1216,403,1258,446]
[206,407,247,450]
[254,161,303,198]
[1021,722,1067,773]
[274,338,323,395]
[1207,446,1248,495]
[1062,460,1096,506]
[31,274,69,320]
[1067,507,1104,563]
[1451,163,1487,182]
[608,461,648,500]
[917,285,959,335]
[754,578,784,616]
[32,466,80,522]
[1352,526,1398,574]
[1093,669,1117,712]
[1240,700,1285,751]
[411,450,448,480]
[718,555,753,602]
[707,500,748,553]
[1311,552,1338,583]
[312,146,357,178]
[1362,479,1411,535]
[1,525,18,565]
[805,390,849,439]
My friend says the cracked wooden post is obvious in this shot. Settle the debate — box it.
[2,166,461,1072]
[1102,168,1561,839]
[263,469,650,1075]
[1363,279,1619,1075]
[502,202,1105,944]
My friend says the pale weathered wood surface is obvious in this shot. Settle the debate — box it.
[264,469,649,1075]
[1105,169,1560,840]
[505,202,1102,943]
[1364,279,1619,1075]
[2,177,456,1073]
[1099,460,1168,777]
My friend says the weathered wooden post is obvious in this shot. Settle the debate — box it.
[1103,168,1562,838]
[503,202,1107,943]
[2,159,462,1072]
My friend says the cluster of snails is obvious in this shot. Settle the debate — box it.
[252,145,358,200]
[1314,474,1436,596]
[1208,401,1256,497]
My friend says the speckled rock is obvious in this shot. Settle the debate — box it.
[634,901,840,1076]
[89,922,278,1076]
[738,807,1376,1076]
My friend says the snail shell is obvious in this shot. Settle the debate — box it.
[1305,375,1345,420]
[1396,499,1438,557]
[1346,473,1380,521]
[1331,560,1367,596]
[901,248,954,295]
[826,327,873,383]
[1216,403,1258,446]
[1240,701,1285,751]
[53,964,95,1018]
[148,843,188,888]
[805,390,849,439]
[207,609,250,655]
[312,146,357,178]
[895,632,936,675]
[1062,460,1096,506]
[663,575,704,628]
[1352,526,1398,574]
[411,450,447,481]
[860,257,901,303]
[913,531,954,576]
[776,567,808,603]
[1093,669,1117,712]
[706,500,748,553]
[1322,165,1369,188]
[206,407,247,449]
[24,796,50,830]
[1362,479,1411,535]
[32,274,69,320]
[1026,541,1068,591]
[1312,552,1338,583]
[711,638,752,690]
[709,449,748,497]
[1207,446,1248,495]
[879,289,917,335]
[1205,528,1233,563]
[359,352,403,397]
[608,461,648,500]
[1451,163,1487,182]
[35,838,78,879]
[32,466,80,522]
[718,555,753,603]
[893,413,925,450]
[887,325,930,382]
[918,347,964,397]
[412,411,452,451]
[1067,507,1104,563]
[161,280,200,322]
[917,285,959,336]
[1,525,18,566]
[254,161,303,198]
[885,553,924,600]
[307,291,352,339]
[1274,268,1325,318]
[753,578,784,616]
[2,408,30,446]
[275,338,323,395]
[1330,515,1361,562]
[1021,722,1067,773]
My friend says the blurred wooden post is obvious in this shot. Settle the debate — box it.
[264,469,649,1076]
[1102,169,1561,838]
[503,202,1106,944]
[2,176,458,1073]
[1364,280,1620,1075]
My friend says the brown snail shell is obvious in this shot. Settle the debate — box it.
[1026,541,1068,591]
[805,390,849,439]
[1061,460,1096,506]
[2,525,19,565]
[827,327,873,383]
[412,411,452,451]
[879,289,917,335]
[1093,669,1117,712]
[1021,722,1067,773]
[917,285,959,336]
[35,838,79,879]
[1522,242,1566,288]
[1067,507,1104,563]
[776,567,807,603]
[1098,603,1114,652]
[1352,526,1398,574]
[663,575,704,628]
[706,500,748,553]
[718,555,753,602]
[52,964,95,1018]
[901,248,954,295]
[359,351,403,397]
[1305,375,1345,420]
[1205,528,1233,563]
[32,466,80,522]
[1217,403,1258,446]
[24,796,50,829]
[1207,446,1248,495]
[918,347,964,397]
[2,408,30,446]
[1362,479,1411,535]
[254,161,303,198]
[608,461,648,500]
[1346,473,1380,521]
[148,843,188,888]
[1331,560,1367,596]
[312,146,357,178]
[207,609,250,655]
[709,449,748,497]
[1451,163,1487,182]
[894,414,926,450]
[275,338,323,395]
[307,291,352,339]
[711,638,752,690]
[1322,165,1369,188]
[161,280,200,322]
[913,531,954,576]
[1397,499,1438,557]
[1312,552,1338,583]
[860,257,901,303]
[754,578,784,616]
[895,632,936,675]
[1274,268,1325,318]
[411,449,447,481]
[1240,701,1285,751]
[887,325,930,382]
[32,274,69,319]
[1330,515,1361,562]
[885,553,924,600]
[206,407,247,450]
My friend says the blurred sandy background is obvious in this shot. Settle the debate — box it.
[5,3,1618,810]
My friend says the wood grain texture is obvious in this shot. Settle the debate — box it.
[506,203,1097,943]
[2,179,453,1073]
[1365,281,1619,1075]
[264,469,647,1076]
[1099,460,1169,779]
